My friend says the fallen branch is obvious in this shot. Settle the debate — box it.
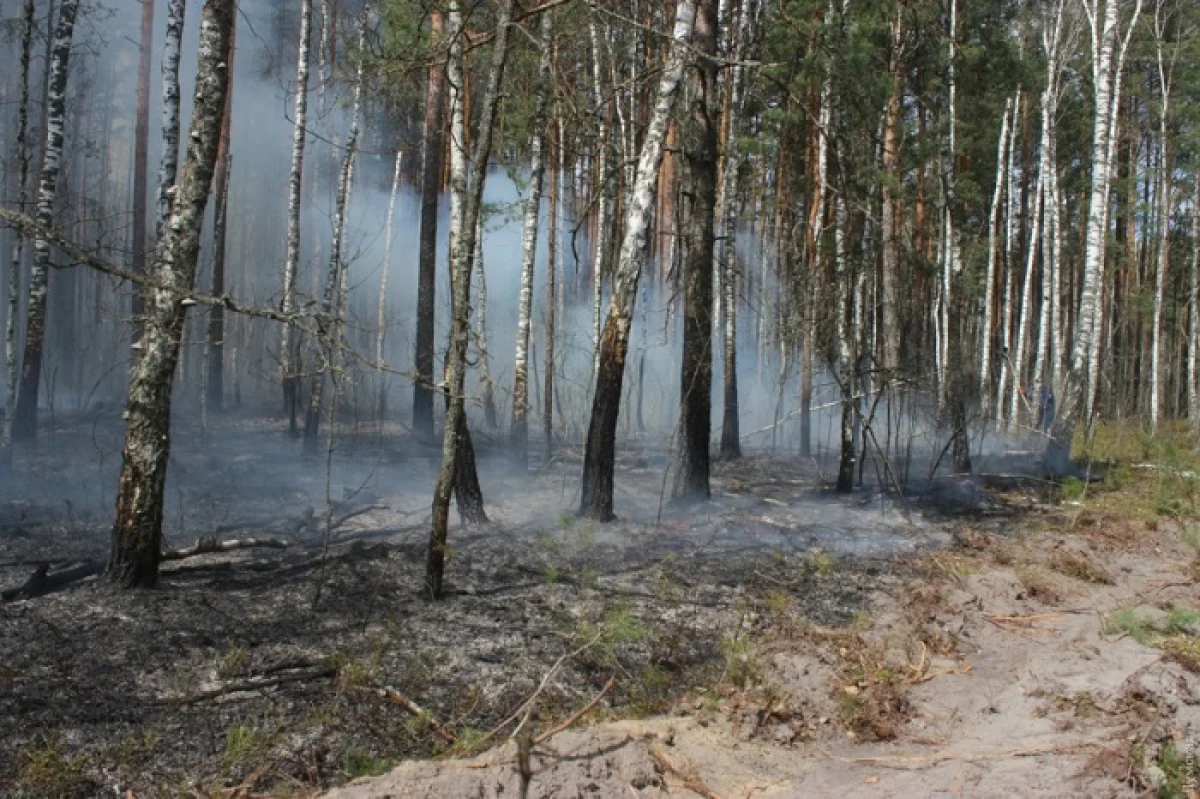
[362,686,456,745]
[649,744,722,799]
[167,666,336,705]
[162,536,290,560]
[535,676,616,744]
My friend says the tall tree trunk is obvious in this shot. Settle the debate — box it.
[981,96,1013,418]
[156,0,187,241]
[510,13,552,466]
[206,7,236,415]
[413,12,447,440]
[1150,10,1175,435]
[544,129,558,462]
[718,0,751,460]
[1189,171,1200,442]
[281,0,311,435]
[107,0,233,588]
[580,0,697,521]
[13,0,80,443]
[997,93,1020,429]
[131,0,155,337]
[587,10,613,384]
[2,0,35,466]
[304,17,365,455]
[473,220,497,429]
[879,6,903,373]
[670,0,717,504]
[426,0,514,599]
[1048,0,1141,472]
[375,150,402,417]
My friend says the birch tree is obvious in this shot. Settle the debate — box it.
[375,149,402,416]
[1047,0,1141,473]
[2,0,35,466]
[671,0,718,504]
[426,0,515,600]
[206,5,237,414]
[1190,171,1200,441]
[980,96,1013,418]
[304,14,366,455]
[413,11,447,440]
[281,0,312,435]
[510,13,553,466]
[1150,0,1179,434]
[107,0,234,588]
[13,0,80,443]
[580,0,698,521]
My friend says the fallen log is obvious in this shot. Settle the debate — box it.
[1,561,102,601]
[3,537,291,600]
[162,536,289,561]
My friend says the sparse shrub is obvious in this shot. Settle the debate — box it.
[218,639,249,679]
[807,550,836,577]
[341,746,393,779]
[17,733,92,797]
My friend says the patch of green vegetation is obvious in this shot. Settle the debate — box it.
[106,731,159,781]
[1103,608,1154,644]
[217,639,249,679]
[1058,476,1087,503]
[16,733,92,797]
[542,565,560,584]
[341,746,394,779]
[534,529,559,554]
[762,588,793,619]
[1148,739,1200,798]
[449,727,491,757]
[223,714,280,771]
[807,550,837,577]
[721,633,757,688]
[1166,606,1199,636]
[557,511,575,530]
[578,566,599,591]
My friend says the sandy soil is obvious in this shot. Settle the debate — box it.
[3,412,1196,797]
[325,486,1200,798]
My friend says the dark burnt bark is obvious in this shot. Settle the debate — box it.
[206,17,235,414]
[670,0,717,505]
[413,12,446,440]
[107,0,233,588]
[131,0,154,337]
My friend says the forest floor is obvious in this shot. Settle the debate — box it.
[3,414,1200,797]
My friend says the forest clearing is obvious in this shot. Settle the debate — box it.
[3,0,1200,794]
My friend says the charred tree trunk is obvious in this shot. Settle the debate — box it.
[426,0,513,599]
[107,0,233,588]
[670,0,717,505]
[13,0,80,443]
[281,0,311,435]
[544,128,558,462]
[131,0,155,337]
[413,12,447,440]
[206,9,236,414]
[580,1,697,522]
[509,13,552,466]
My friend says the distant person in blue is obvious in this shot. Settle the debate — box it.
[1038,385,1055,433]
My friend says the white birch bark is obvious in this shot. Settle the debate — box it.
[981,96,1012,418]
[375,150,402,366]
[1009,168,1042,427]
[997,93,1020,428]
[2,0,35,462]
[13,0,80,441]
[1150,2,1176,434]
[304,14,365,451]
[1072,0,1142,431]
[1034,7,1065,400]
[155,0,187,240]
[427,0,515,596]
[587,10,612,383]
[281,0,312,420]
[510,12,552,458]
[473,217,497,428]
[107,0,233,587]
[580,0,698,520]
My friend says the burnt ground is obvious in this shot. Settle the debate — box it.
[0,410,1015,797]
